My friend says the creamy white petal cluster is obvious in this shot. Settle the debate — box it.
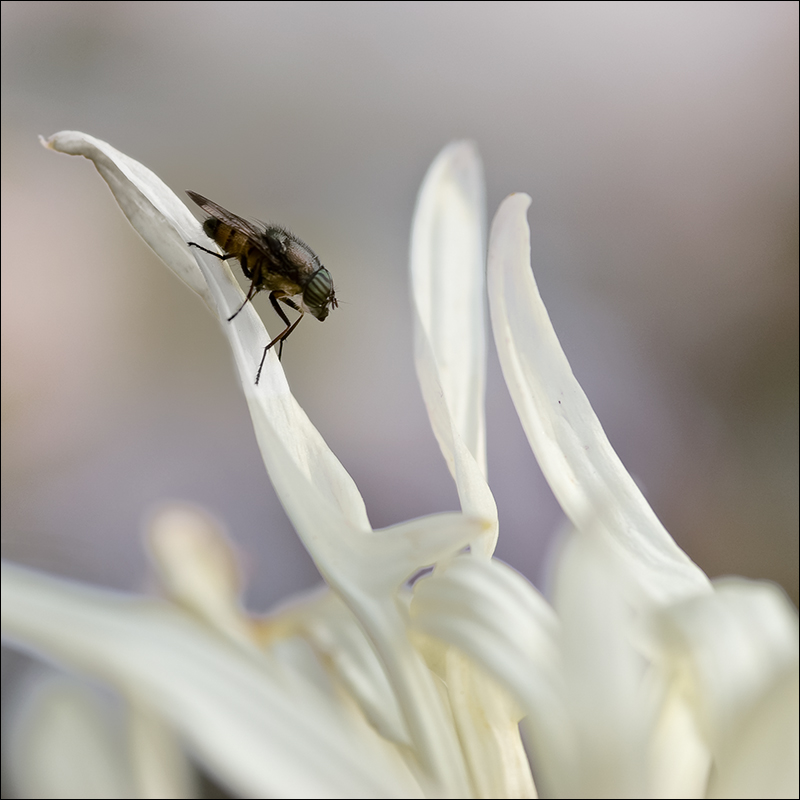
[2,133,796,799]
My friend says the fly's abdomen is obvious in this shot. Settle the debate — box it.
[203,219,257,278]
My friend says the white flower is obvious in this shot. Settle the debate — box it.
[2,132,797,799]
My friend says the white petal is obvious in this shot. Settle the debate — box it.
[44,131,371,546]
[416,638,538,798]
[659,578,799,798]
[646,675,711,798]
[146,505,254,647]
[40,133,487,795]
[411,142,497,557]
[8,674,139,800]
[412,540,673,798]
[410,554,565,743]
[247,388,487,590]
[708,664,798,799]
[43,132,484,589]
[487,193,710,605]
[42,131,210,305]
[542,532,660,797]
[43,131,428,599]
[269,586,411,747]
[291,513,493,797]
[127,700,198,800]
[2,562,423,799]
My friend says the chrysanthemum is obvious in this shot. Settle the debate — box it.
[2,132,796,799]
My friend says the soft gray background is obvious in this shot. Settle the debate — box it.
[3,2,797,617]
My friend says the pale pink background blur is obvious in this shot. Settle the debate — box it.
[2,1,796,619]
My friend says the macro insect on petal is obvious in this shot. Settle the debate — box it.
[187,191,337,383]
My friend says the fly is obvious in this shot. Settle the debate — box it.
[187,190,337,383]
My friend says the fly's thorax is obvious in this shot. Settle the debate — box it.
[272,230,319,270]
[302,267,336,321]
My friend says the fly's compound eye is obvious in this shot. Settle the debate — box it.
[303,267,336,320]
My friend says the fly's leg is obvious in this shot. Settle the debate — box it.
[270,295,303,361]
[255,295,304,384]
[227,278,260,322]
[188,242,234,259]
[187,242,257,321]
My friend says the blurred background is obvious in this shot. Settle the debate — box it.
[2,0,797,668]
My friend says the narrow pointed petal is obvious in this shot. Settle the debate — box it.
[487,193,710,605]
[40,134,491,796]
[411,142,497,556]
[43,132,482,590]
[42,131,210,305]
[43,131,372,571]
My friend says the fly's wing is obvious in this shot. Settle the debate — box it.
[186,191,274,256]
